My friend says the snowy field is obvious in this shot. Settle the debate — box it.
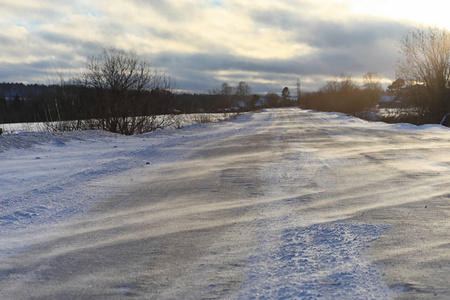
[0,113,239,135]
[1,108,450,299]
[0,113,245,258]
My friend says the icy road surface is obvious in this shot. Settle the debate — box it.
[1,108,450,299]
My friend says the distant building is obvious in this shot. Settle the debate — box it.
[378,95,402,108]
[254,97,268,108]
[379,95,396,103]
[231,99,247,111]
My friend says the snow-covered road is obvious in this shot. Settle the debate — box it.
[1,108,450,299]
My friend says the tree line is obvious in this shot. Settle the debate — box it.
[392,26,450,124]
[0,84,55,124]
[2,25,450,133]
[0,48,295,135]
[0,49,246,134]
[300,72,383,115]
[302,25,450,125]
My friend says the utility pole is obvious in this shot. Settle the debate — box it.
[296,78,301,107]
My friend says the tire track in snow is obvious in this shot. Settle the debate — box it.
[229,109,394,299]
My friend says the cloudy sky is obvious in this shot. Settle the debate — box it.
[1,0,447,94]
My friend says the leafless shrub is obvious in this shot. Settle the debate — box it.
[78,48,175,135]
[396,26,450,122]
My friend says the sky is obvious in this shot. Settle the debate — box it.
[0,0,448,94]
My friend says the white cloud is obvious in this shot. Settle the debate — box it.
[0,0,426,91]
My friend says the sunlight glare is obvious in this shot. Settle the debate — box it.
[348,0,450,29]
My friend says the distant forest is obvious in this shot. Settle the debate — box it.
[0,83,55,124]
[3,25,450,132]
[0,83,245,124]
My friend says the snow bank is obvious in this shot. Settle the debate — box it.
[0,113,241,134]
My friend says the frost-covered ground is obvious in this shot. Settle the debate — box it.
[1,108,450,299]
[0,113,238,135]
[0,113,247,259]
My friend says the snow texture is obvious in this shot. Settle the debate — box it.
[1,108,450,299]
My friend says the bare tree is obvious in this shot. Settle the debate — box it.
[316,74,368,114]
[363,72,382,91]
[81,48,174,135]
[396,26,450,121]
[220,82,233,96]
[235,81,251,109]
[221,82,234,108]
[209,82,234,109]
[322,74,360,94]
[363,72,383,108]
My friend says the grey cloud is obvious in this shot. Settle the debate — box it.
[297,18,409,51]
[151,40,401,93]
[170,69,221,93]
[38,30,103,54]
[172,67,299,95]
[0,35,17,47]
[149,51,327,92]
[134,0,200,22]
[0,61,57,84]
[174,69,317,95]
[251,5,409,49]
[4,1,75,25]
[1,0,412,93]
[248,4,408,78]
[151,45,393,78]
[250,7,300,31]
